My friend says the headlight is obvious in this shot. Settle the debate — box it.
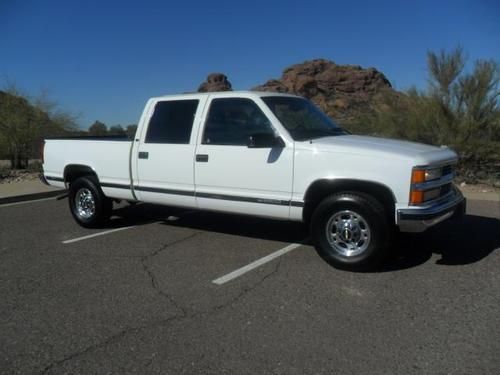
[411,168,441,183]
[425,168,442,181]
[423,188,440,201]
[409,166,452,205]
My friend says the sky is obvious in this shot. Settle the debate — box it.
[1,0,499,129]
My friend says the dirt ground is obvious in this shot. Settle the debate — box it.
[0,170,40,184]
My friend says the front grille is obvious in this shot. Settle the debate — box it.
[442,164,454,177]
[430,163,456,203]
[440,183,452,197]
[435,163,455,201]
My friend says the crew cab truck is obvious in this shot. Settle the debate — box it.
[41,91,465,270]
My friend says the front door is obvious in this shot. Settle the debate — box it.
[194,96,293,219]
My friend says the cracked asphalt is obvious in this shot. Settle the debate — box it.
[0,198,499,374]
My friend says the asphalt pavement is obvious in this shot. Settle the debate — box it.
[0,198,499,374]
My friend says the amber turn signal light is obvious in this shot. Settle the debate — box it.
[410,190,424,205]
[411,169,426,184]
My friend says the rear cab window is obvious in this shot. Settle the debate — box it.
[145,99,199,144]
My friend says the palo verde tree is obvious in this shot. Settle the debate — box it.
[364,47,499,181]
[426,47,499,145]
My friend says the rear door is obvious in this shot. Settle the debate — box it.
[134,97,206,207]
[194,96,294,219]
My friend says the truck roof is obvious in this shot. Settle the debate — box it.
[151,90,301,101]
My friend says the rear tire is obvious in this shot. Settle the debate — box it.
[68,176,112,228]
[311,192,391,271]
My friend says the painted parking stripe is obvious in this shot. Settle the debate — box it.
[0,197,56,208]
[212,243,303,285]
[62,226,137,244]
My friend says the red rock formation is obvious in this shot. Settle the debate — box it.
[198,73,232,92]
[252,59,395,124]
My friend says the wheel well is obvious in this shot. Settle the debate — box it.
[64,164,98,185]
[302,179,396,224]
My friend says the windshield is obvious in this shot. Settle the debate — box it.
[261,96,346,141]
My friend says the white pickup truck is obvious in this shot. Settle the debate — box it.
[42,91,465,270]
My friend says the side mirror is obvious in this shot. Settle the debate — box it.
[247,133,285,148]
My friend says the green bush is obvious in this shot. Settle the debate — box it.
[356,47,500,184]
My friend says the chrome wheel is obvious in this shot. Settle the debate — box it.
[325,210,371,257]
[75,188,95,219]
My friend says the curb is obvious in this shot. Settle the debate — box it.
[0,190,66,205]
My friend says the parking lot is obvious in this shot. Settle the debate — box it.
[0,197,499,374]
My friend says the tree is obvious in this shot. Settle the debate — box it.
[363,47,499,181]
[108,124,126,136]
[88,121,108,136]
[0,133,8,159]
[126,124,138,138]
[0,89,42,168]
[0,83,78,169]
[33,88,78,137]
[426,48,499,144]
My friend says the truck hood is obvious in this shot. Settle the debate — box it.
[304,135,457,165]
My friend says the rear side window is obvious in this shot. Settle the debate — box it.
[145,100,199,144]
[202,98,273,145]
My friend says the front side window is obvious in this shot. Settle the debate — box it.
[262,96,346,141]
[145,99,199,144]
[203,98,274,145]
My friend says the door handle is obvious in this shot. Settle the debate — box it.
[196,154,209,162]
[138,151,149,159]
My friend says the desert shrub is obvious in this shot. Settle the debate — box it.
[455,141,500,185]
[359,47,499,183]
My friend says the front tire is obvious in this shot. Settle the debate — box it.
[69,176,112,228]
[311,192,391,271]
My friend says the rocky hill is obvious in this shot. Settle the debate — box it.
[252,59,397,124]
[198,59,399,125]
[198,73,232,92]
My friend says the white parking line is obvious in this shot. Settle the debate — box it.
[212,243,303,285]
[62,226,137,244]
[0,197,56,208]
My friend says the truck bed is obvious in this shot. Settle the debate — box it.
[43,138,134,200]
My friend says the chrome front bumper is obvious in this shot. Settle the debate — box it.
[397,188,466,233]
